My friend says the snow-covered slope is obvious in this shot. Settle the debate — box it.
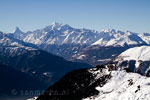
[0,31,36,50]
[82,46,150,100]
[113,46,150,76]
[84,70,150,100]
[116,46,150,61]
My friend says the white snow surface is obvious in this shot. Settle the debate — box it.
[84,70,150,100]
[117,46,150,61]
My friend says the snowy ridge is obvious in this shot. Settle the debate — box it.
[84,70,150,100]
[116,46,150,61]
[92,30,146,47]
[0,31,36,49]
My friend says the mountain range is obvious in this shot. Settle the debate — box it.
[11,22,150,66]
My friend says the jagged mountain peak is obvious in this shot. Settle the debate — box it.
[13,27,25,39]
[14,27,23,33]
[15,26,20,30]
[48,22,71,30]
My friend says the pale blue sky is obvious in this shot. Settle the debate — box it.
[0,0,150,33]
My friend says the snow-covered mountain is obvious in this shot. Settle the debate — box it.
[92,29,146,47]
[13,23,148,47]
[18,22,100,45]
[12,22,150,66]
